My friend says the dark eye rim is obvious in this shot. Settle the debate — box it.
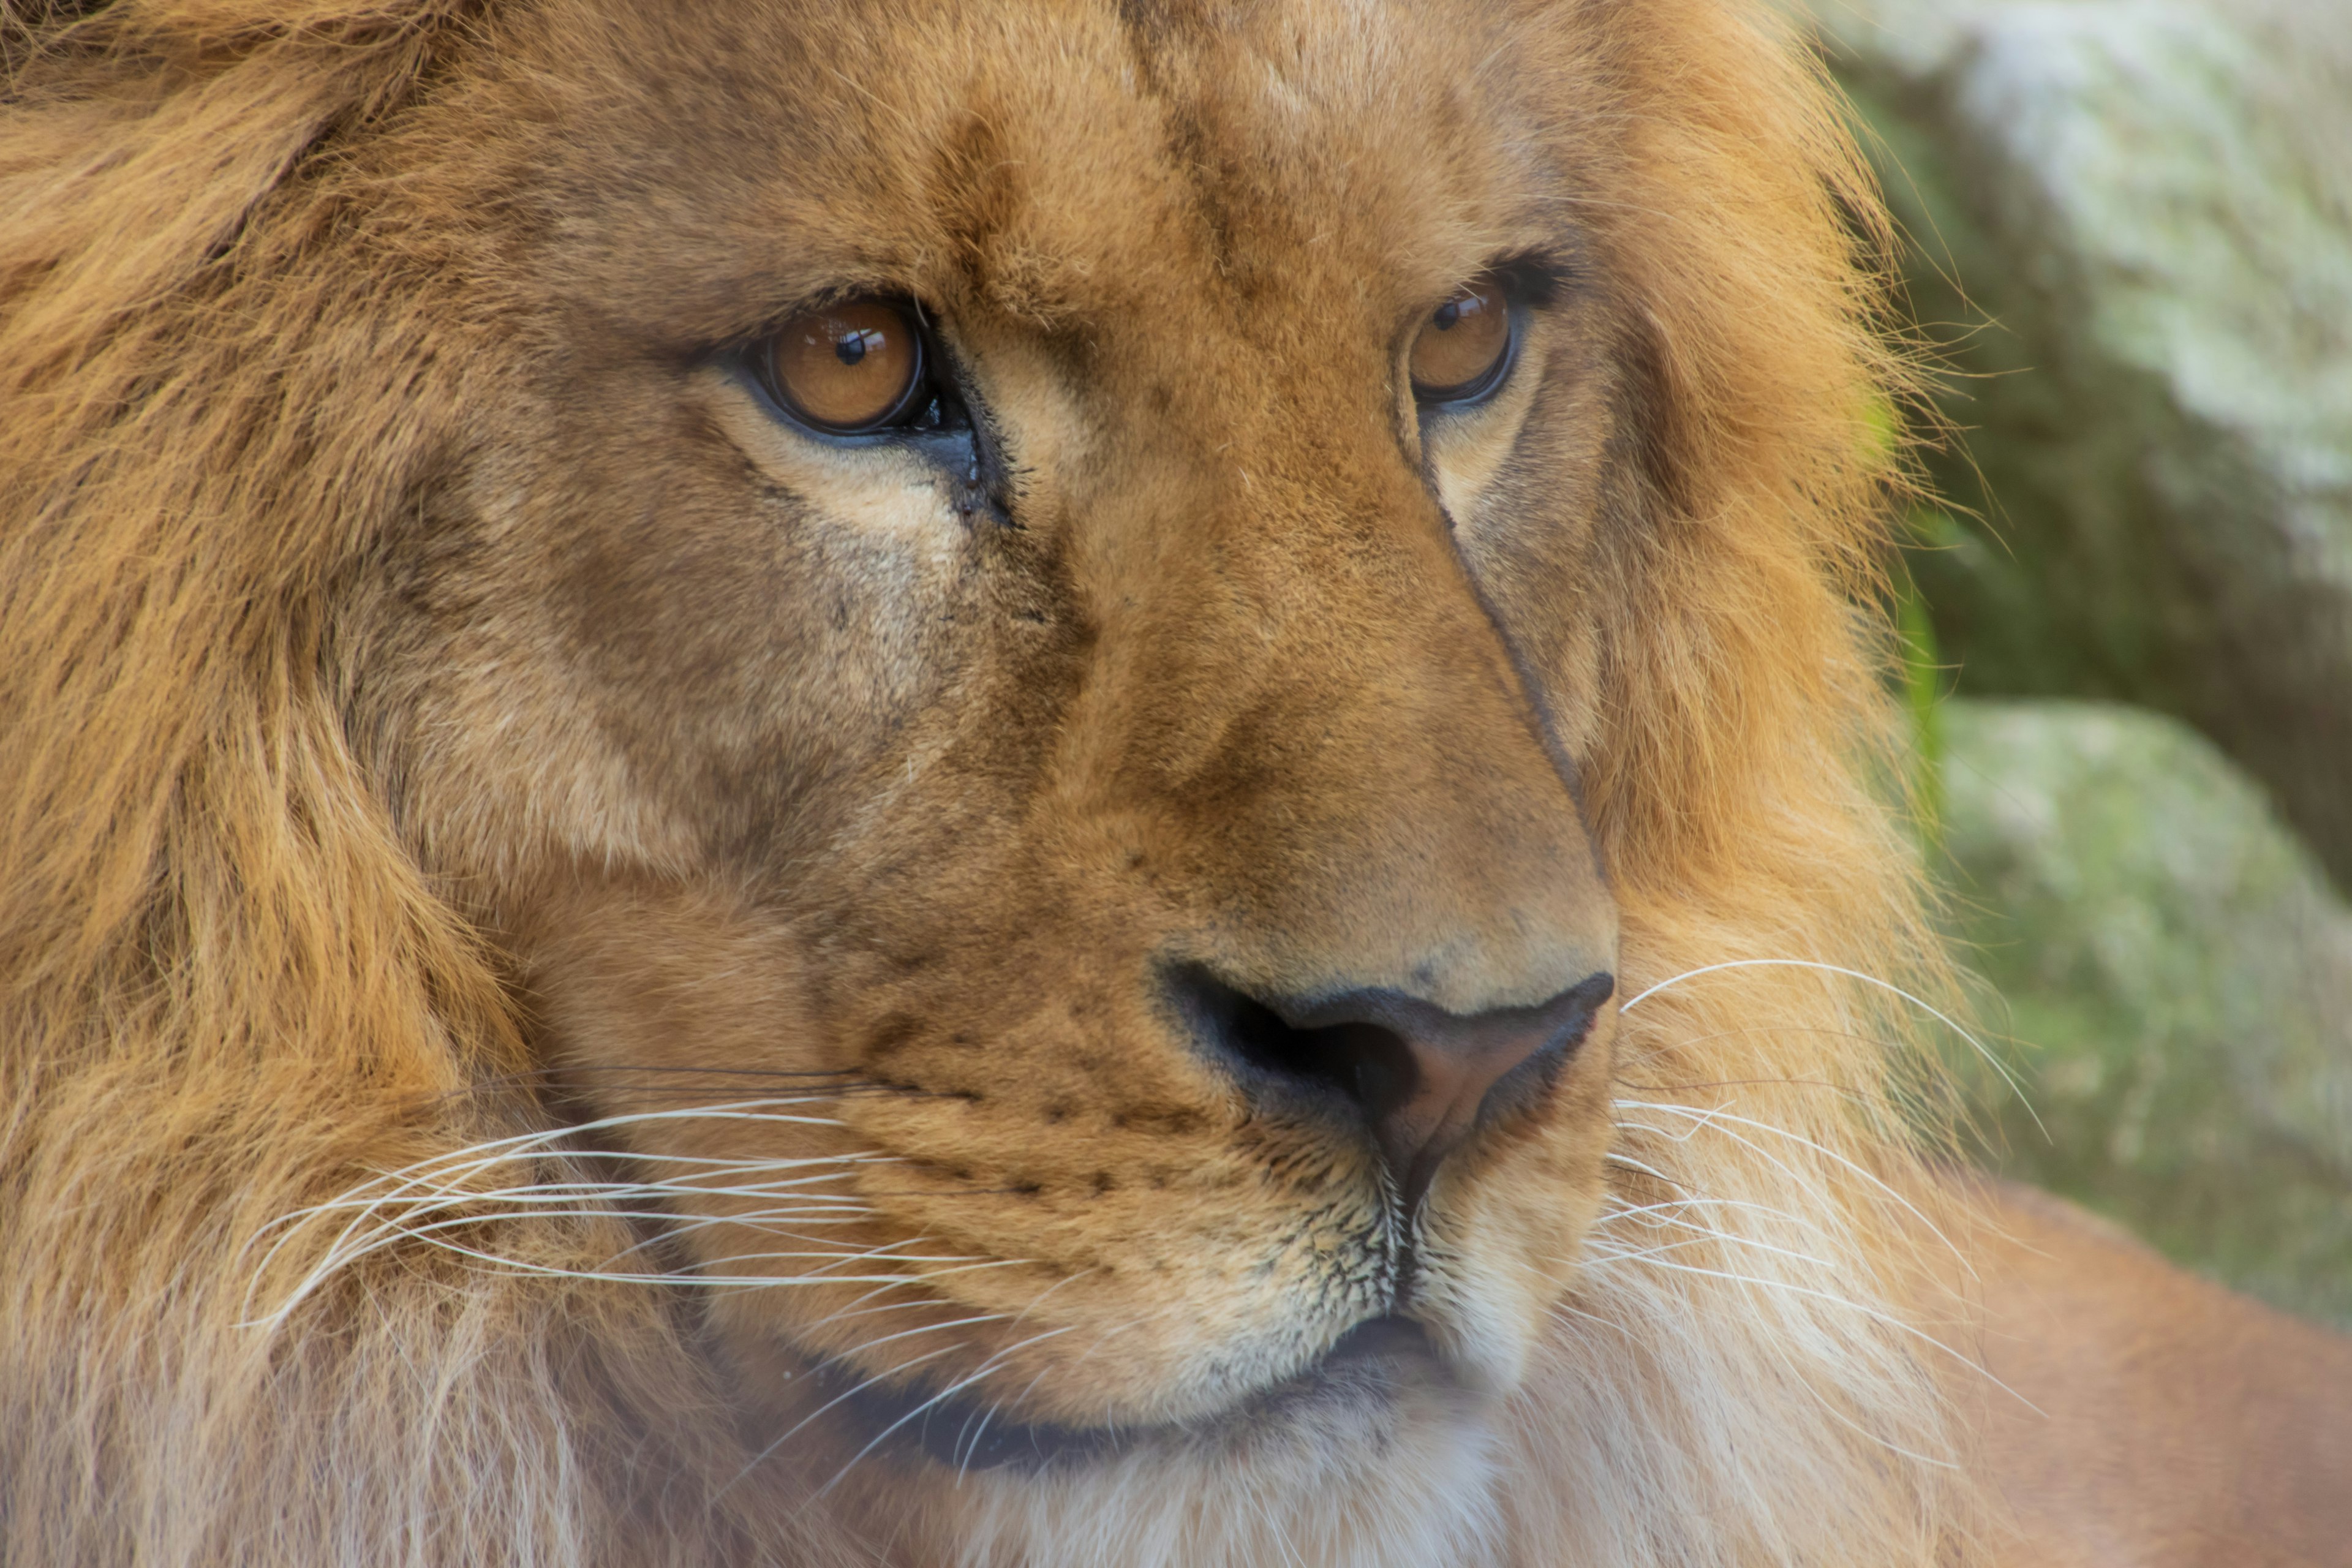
[1409,284,1524,410]
[739,296,944,442]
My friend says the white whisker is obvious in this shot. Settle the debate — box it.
[1613,1099,1973,1276]
[812,1322,1082,1498]
[725,1341,968,1493]
[1583,1231,1836,1273]
[1616,957,2043,1135]
[237,1090,913,1322]
[1575,1248,2026,1404]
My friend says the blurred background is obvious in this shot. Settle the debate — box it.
[1809,0,2352,1326]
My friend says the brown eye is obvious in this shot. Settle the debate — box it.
[1408,282,1513,404]
[763,298,925,433]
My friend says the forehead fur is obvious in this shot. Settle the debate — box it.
[489,0,1581,344]
[424,0,1891,570]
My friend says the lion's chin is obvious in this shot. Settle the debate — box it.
[814,1314,1479,1477]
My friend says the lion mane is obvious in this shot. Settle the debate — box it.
[2,2,1988,1564]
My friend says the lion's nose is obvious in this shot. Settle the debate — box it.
[1175,968,1614,1205]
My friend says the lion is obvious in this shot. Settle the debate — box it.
[2,0,2346,1564]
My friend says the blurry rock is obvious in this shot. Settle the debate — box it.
[1819,0,2352,889]
[1939,698,2352,1324]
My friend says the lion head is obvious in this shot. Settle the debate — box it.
[2,1,1977,1564]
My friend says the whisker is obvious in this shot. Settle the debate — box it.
[933,1264,1104,1479]
[726,1300,1045,1493]
[1621,1074,1871,1101]
[785,1245,1044,1338]
[244,1205,1019,1329]
[814,1322,1083,1498]
[1602,1150,1697,1191]
[823,1309,1018,1361]
[1611,1025,1888,1076]
[1597,1200,1836,1256]
[278,1172,878,1223]
[725,1342,969,1494]
[1547,1298,1638,1344]
[239,1096,903,1319]
[1574,1249,2027,1403]
[800,1293,961,1337]
[249,1106,860,1252]
[249,1169,885,1313]
[490,1065,862,1080]
[590,1213,878,1270]
[953,1398,1005,1485]
[1582,1232,1833,1272]
[382,1235,935,1292]
[1600,1193,1817,1231]
[1612,1099,1973,1276]
[1616,957,2044,1136]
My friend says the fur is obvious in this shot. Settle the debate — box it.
[2,1,1989,1563]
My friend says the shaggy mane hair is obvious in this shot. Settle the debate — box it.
[2,1,1988,1563]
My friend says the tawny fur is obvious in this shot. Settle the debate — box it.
[5,2,2337,1566]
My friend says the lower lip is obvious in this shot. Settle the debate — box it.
[807,1314,1446,1476]
[1318,1313,1436,1367]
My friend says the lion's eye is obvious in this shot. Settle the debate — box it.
[1409,282,1514,405]
[760,299,927,434]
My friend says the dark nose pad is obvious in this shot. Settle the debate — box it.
[1174,967,1615,1204]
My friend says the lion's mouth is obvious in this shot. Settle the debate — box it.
[807,1314,1449,1474]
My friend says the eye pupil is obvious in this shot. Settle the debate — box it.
[835,331,872,367]
[1433,301,1461,331]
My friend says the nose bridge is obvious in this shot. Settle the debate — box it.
[1077,387,1618,1016]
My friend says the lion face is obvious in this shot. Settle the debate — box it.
[343,0,1640,1479]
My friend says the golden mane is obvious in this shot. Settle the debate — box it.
[1,2,1981,1563]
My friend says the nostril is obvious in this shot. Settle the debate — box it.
[1169,965,1420,1121]
[1169,962,1613,1202]
[1317,1022,1417,1123]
